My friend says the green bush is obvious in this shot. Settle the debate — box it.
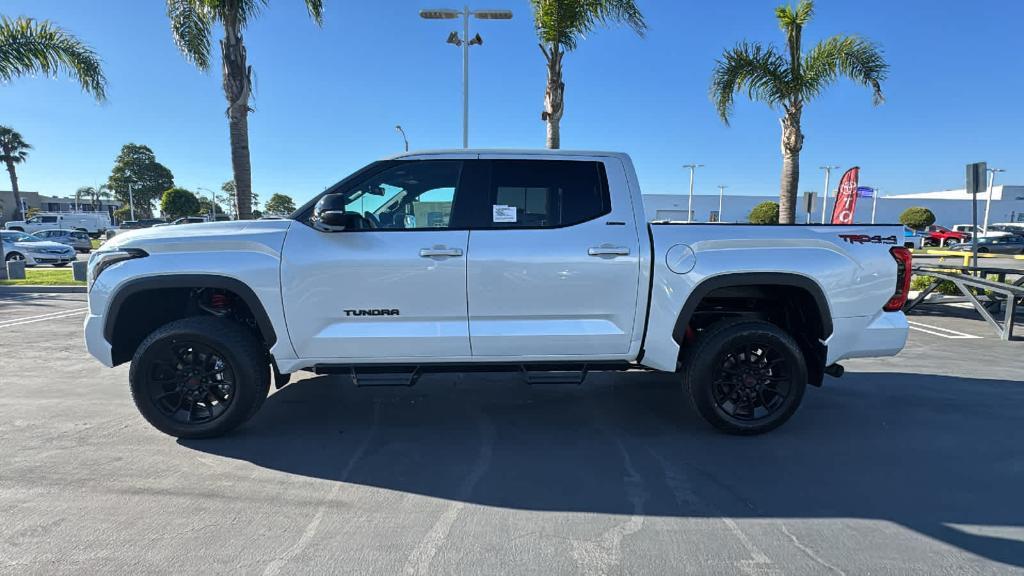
[899,207,935,230]
[910,275,959,296]
[748,201,780,224]
[160,187,200,220]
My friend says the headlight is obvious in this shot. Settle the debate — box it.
[87,248,147,289]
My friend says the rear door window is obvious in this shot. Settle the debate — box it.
[484,160,610,229]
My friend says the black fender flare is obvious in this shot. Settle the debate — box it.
[671,272,833,343]
[104,274,277,347]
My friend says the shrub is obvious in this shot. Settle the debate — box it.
[748,201,780,224]
[899,207,935,230]
[910,275,959,296]
[160,187,200,220]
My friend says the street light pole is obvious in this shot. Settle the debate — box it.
[819,165,839,224]
[717,185,727,222]
[197,187,216,221]
[420,7,512,148]
[128,183,136,221]
[983,168,1005,234]
[395,125,409,152]
[683,164,703,222]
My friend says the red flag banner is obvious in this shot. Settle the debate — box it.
[830,167,860,225]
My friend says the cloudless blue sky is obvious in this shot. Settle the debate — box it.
[3,0,1023,206]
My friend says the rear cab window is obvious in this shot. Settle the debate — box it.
[483,160,611,229]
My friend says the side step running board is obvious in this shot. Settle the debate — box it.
[521,366,588,385]
[350,367,421,387]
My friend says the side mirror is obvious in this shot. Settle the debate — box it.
[318,210,366,232]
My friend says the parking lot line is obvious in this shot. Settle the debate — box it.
[0,308,88,328]
[907,320,983,339]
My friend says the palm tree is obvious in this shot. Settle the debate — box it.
[0,16,106,101]
[166,0,325,220]
[77,185,112,212]
[530,0,646,149]
[0,127,31,221]
[710,0,887,224]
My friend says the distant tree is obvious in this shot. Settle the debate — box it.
[77,185,111,211]
[219,179,258,217]
[107,144,175,219]
[710,0,888,223]
[899,207,935,230]
[161,187,201,220]
[749,200,780,224]
[0,126,31,220]
[165,0,326,220]
[530,0,646,148]
[24,206,40,219]
[197,196,226,218]
[264,193,296,215]
[112,205,133,224]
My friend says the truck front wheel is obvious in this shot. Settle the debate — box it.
[684,319,807,435]
[129,317,270,439]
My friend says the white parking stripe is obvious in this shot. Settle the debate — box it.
[907,320,982,339]
[0,308,88,329]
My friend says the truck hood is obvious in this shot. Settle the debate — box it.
[102,219,294,254]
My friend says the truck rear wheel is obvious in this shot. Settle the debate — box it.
[129,317,270,439]
[684,319,807,435]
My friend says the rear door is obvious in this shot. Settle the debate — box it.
[466,156,642,357]
[281,159,477,360]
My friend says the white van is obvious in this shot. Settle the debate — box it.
[4,212,111,237]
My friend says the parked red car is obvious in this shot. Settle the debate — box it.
[924,225,968,247]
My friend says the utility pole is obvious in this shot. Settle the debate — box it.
[819,165,840,224]
[420,7,513,148]
[717,185,727,222]
[128,182,136,221]
[871,188,879,224]
[683,164,703,222]
[983,168,1005,234]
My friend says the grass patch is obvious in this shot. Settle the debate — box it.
[91,238,102,250]
[0,267,85,286]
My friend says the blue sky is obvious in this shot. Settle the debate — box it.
[2,0,1023,206]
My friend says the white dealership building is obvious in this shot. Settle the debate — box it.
[643,185,1024,227]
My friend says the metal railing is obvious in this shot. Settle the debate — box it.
[906,265,1023,340]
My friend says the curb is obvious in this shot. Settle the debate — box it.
[0,285,87,294]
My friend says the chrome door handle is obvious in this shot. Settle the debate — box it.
[419,247,463,258]
[588,246,630,256]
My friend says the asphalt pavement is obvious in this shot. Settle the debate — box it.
[1,293,1022,575]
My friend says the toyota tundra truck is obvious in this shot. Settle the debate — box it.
[84,150,911,438]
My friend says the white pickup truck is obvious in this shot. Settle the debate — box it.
[5,212,111,237]
[85,150,910,438]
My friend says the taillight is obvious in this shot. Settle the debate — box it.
[884,246,913,311]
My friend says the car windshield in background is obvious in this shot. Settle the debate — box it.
[1,231,40,243]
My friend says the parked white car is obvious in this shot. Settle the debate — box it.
[4,212,111,237]
[86,149,910,439]
[1,230,77,267]
[951,224,1013,240]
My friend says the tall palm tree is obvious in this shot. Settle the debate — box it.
[710,0,888,224]
[0,16,106,101]
[77,185,112,212]
[530,0,646,149]
[0,127,31,222]
[166,0,324,220]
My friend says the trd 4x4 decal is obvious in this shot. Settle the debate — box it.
[838,234,898,245]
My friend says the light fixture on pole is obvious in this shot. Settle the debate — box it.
[420,6,513,148]
[819,165,840,224]
[983,168,1005,234]
[682,164,704,222]
[717,185,727,222]
[395,125,409,152]
[197,186,217,221]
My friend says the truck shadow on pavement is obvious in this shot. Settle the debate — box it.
[181,370,1024,569]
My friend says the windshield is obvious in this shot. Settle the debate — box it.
[1,231,40,243]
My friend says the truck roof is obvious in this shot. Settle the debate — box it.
[385,149,632,161]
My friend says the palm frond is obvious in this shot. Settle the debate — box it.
[304,0,325,25]
[531,0,645,51]
[167,0,214,70]
[802,35,888,104]
[775,0,813,29]
[0,17,107,101]
[0,126,32,165]
[710,42,790,124]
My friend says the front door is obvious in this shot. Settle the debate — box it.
[467,157,642,357]
[281,159,473,360]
